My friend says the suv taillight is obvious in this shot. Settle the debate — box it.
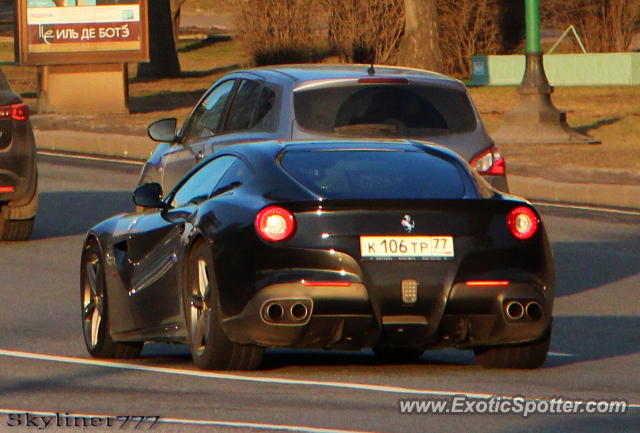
[471,145,505,176]
[0,103,29,122]
[255,206,296,242]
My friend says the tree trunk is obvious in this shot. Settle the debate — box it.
[170,0,187,45]
[137,0,181,78]
[396,0,442,71]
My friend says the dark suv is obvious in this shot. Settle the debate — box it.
[142,64,507,192]
[0,71,37,240]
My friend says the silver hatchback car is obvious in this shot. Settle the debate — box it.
[141,64,508,192]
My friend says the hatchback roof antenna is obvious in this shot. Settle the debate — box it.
[367,63,375,76]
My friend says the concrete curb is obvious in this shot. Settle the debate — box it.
[34,128,640,211]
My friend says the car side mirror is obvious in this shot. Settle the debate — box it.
[148,118,177,143]
[133,182,165,209]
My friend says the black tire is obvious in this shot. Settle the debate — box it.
[0,217,34,241]
[80,240,143,359]
[473,333,551,369]
[373,347,424,362]
[184,241,263,371]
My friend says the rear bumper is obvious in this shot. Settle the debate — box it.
[222,280,551,350]
[222,282,379,349]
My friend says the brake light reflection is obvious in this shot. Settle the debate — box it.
[466,281,510,286]
[301,280,351,287]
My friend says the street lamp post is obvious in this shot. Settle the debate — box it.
[493,0,598,145]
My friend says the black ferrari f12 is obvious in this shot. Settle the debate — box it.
[81,140,554,370]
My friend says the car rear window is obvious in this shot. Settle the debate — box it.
[280,150,466,199]
[294,84,477,138]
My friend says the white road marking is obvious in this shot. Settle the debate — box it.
[0,408,380,433]
[0,349,637,408]
[37,150,144,166]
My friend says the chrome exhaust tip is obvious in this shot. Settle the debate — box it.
[290,303,309,321]
[525,301,543,321]
[262,302,285,323]
[505,301,525,320]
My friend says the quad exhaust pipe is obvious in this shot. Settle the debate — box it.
[264,303,285,322]
[262,299,311,324]
[290,303,309,321]
[525,301,543,321]
[505,301,525,320]
[504,300,543,321]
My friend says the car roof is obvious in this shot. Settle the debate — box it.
[243,64,462,87]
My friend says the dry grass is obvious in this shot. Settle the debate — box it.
[469,86,640,178]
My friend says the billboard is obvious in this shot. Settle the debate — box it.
[16,0,149,65]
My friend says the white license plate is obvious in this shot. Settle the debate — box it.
[360,236,454,259]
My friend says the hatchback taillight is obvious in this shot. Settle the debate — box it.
[255,206,296,242]
[0,103,29,122]
[472,145,505,175]
[506,206,539,240]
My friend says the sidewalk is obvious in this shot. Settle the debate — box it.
[33,128,640,211]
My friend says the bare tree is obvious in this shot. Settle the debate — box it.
[237,0,328,65]
[326,0,404,64]
[542,0,640,52]
[437,0,503,77]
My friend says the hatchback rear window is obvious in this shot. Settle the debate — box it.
[294,84,476,138]
[280,150,466,199]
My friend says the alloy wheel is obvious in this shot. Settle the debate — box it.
[190,258,211,356]
[82,254,105,349]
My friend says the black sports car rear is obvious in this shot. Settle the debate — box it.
[81,140,554,370]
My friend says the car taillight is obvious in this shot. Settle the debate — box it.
[506,206,539,240]
[12,103,29,122]
[255,206,296,242]
[0,103,29,122]
[472,145,505,175]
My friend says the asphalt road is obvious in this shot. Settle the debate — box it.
[0,155,638,433]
